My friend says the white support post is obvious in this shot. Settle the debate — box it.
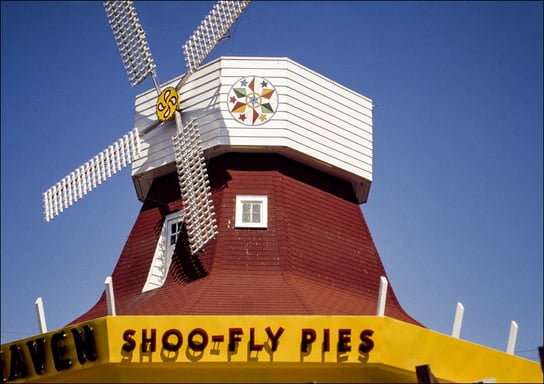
[104,276,116,316]
[451,302,464,338]
[506,320,518,355]
[376,276,388,316]
[35,297,47,334]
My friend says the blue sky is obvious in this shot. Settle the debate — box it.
[1,1,542,362]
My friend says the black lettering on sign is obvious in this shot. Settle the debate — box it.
[26,337,46,375]
[323,328,330,352]
[8,344,28,380]
[337,329,351,353]
[249,328,263,351]
[141,329,156,353]
[162,329,183,352]
[265,326,284,352]
[71,325,97,364]
[228,328,243,352]
[300,328,316,353]
[188,329,208,352]
[51,331,72,371]
[211,335,224,343]
[122,329,136,352]
[359,329,374,353]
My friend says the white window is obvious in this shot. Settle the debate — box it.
[168,217,183,252]
[142,211,184,292]
[235,195,268,228]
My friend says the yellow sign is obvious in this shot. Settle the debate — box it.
[114,316,375,364]
[156,87,180,122]
[2,316,541,383]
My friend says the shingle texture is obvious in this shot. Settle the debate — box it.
[71,153,421,326]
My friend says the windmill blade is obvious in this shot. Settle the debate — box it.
[126,0,252,138]
[172,114,217,254]
[43,129,140,222]
[183,0,250,75]
[169,0,250,254]
[103,0,160,91]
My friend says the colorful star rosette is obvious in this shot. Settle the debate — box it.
[228,76,278,126]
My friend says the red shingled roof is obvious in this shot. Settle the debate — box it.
[71,153,421,326]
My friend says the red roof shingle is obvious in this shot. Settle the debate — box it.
[71,153,421,327]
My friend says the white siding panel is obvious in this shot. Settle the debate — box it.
[216,82,372,153]
[281,94,372,154]
[282,84,371,133]
[218,58,372,120]
[219,117,371,170]
[131,57,373,203]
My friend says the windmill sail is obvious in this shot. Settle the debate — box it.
[43,129,140,222]
[103,0,157,88]
[167,0,250,253]
[183,0,250,74]
[172,115,217,254]
[43,0,250,243]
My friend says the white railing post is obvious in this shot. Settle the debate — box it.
[104,276,116,316]
[35,297,47,334]
[451,302,464,338]
[376,276,388,316]
[506,321,518,355]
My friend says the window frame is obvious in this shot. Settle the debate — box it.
[166,213,184,256]
[235,195,268,228]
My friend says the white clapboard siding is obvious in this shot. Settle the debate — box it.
[132,57,373,203]
[220,59,373,124]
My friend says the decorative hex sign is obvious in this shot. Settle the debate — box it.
[228,76,278,125]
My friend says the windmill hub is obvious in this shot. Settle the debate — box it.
[156,87,180,122]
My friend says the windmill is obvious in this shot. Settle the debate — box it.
[42,0,250,255]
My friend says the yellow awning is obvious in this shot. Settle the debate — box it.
[2,315,541,383]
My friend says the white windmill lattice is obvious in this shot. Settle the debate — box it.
[43,0,251,256]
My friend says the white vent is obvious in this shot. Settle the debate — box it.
[183,0,250,74]
[43,128,140,222]
[173,116,218,254]
[103,0,156,87]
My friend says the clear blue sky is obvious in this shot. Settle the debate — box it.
[2,1,542,362]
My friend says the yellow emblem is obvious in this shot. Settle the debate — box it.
[156,87,180,122]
